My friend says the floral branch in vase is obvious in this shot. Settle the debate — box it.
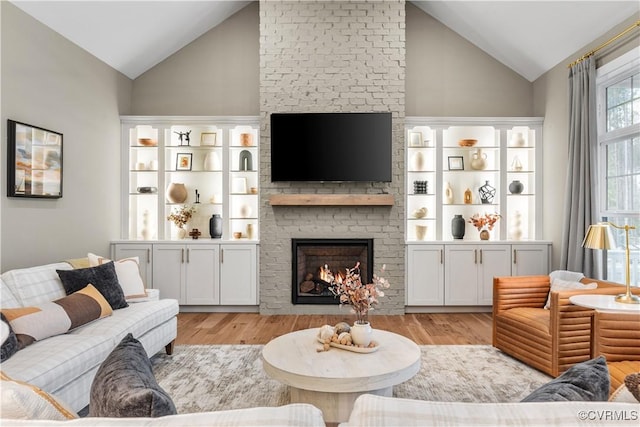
[468,212,501,231]
[167,204,196,229]
[325,262,390,325]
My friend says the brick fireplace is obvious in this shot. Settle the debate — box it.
[259,0,405,315]
[292,238,373,305]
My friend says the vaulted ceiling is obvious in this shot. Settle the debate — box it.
[9,1,639,81]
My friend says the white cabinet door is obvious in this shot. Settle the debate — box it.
[477,245,511,305]
[184,244,219,305]
[512,244,550,276]
[445,246,478,305]
[152,244,185,303]
[112,243,153,288]
[406,245,444,305]
[220,245,257,305]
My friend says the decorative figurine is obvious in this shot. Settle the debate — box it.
[174,130,192,146]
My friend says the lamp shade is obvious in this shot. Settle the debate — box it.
[582,223,617,250]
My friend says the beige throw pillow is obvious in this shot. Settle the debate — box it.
[0,372,78,420]
[88,253,147,300]
[544,278,597,309]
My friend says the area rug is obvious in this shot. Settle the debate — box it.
[151,344,553,414]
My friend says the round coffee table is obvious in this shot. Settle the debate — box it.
[261,327,421,423]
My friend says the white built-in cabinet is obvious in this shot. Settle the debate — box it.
[406,242,551,307]
[444,244,511,305]
[111,242,258,307]
[115,116,259,309]
[405,117,551,308]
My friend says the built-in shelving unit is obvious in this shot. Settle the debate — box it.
[404,117,551,310]
[117,116,260,310]
[405,117,544,242]
[120,116,260,241]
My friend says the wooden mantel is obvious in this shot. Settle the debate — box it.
[269,194,395,206]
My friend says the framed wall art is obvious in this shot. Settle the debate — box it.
[408,131,424,147]
[231,177,247,194]
[7,119,63,198]
[200,132,217,146]
[176,153,192,171]
[448,156,464,171]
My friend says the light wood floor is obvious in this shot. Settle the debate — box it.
[176,312,493,345]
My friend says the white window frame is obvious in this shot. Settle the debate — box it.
[595,49,640,285]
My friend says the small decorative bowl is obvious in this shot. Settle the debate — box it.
[233,232,242,239]
[138,138,157,147]
[137,186,157,194]
[458,139,478,147]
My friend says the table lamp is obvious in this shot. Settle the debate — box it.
[582,222,639,304]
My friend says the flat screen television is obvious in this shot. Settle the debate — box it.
[270,112,392,182]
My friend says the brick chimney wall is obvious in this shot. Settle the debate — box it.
[259,0,406,314]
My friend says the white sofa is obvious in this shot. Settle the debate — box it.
[339,394,640,426]
[0,261,179,412]
[0,404,326,426]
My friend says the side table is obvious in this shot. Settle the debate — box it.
[569,294,640,313]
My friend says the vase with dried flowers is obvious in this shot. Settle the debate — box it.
[468,212,501,240]
[325,262,390,346]
[167,204,196,239]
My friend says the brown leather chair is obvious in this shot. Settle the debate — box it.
[593,310,640,396]
[492,275,636,377]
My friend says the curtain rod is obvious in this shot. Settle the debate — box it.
[568,20,640,68]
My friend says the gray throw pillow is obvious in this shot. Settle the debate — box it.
[1,313,18,362]
[521,356,610,402]
[57,262,128,310]
[89,333,176,417]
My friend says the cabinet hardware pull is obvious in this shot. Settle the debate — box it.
[479,249,483,264]
[513,249,517,264]
[474,249,477,264]
[440,249,443,264]
[181,248,184,264]
[221,249,224,263]
[147,249,150,263]
[187,248,190,263]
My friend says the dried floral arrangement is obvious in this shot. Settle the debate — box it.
[468,212,501,231]
[325,262,390,324]
[167,204,196,228]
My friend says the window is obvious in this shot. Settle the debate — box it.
[596,50,640,286]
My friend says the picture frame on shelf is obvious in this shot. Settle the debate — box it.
[232,177,247,194]
[200,132,217,146]
[176,153,192,171]
[408,131,424,147]
[448,156,464,171]
[7,119,63,199]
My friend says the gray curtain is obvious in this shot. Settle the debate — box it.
[560,57,599,276]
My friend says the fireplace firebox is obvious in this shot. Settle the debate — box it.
[291,238,373,305]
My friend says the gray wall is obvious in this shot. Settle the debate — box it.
[406,2,533,116]
[533,13,640,271]
[131,2,259,116]
[1,2,132,270]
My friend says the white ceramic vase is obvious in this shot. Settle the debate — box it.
[203,152,220,171]
[511,132,525,147]
[444,182,454,204]
[351,321,372,347]
[411,152,425,171]
[470,148,487,170]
